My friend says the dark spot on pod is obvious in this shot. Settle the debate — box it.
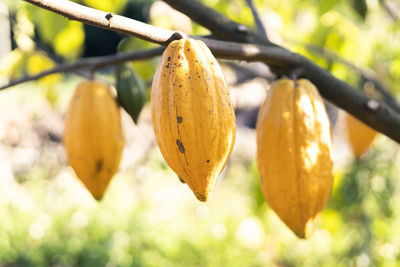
[166,64,170,68]
[178,176,185,183]
[178,55,181,59]
[198,76,200,78]
[96,160,103,173]
[167,56,171,61]
[177,116,183,123]
[187,48,191,51]
[179,85,182,87]
[196,194,206,201]
[176,139,185,153]
[188,77,191,79]
[206,160,210,163]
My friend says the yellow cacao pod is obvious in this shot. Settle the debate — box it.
[256,78,333,239]
[345,113,377,157]
[64,81,125,200]
[151,38,236,202]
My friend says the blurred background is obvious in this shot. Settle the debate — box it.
[1,0,400,266]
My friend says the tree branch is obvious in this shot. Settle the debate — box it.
[0,47,164,90]
[223,62,275,84]
[305,44,400,114]
[23,0,183,45]
[378,0,399,21]
[163,0,400,143]
[162,0,274,46]
[245,0,268,39]
[0,40,299,90]
[20,0,400,144]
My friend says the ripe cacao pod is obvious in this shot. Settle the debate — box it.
[256,78,333,239]
[151,38,236,202]
[116,63,146,124]
[345,113,377,157]
[64,81,125,200]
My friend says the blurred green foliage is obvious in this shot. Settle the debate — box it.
[0,108,399,266]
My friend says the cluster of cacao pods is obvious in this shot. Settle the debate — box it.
[63,37,374,240]
[63,38,236,202]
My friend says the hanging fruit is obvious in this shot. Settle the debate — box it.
[151,38,236,202]
[116,63,147,124]
[64,80,125,200]
[256,78,333,239]
[345,113,377,157]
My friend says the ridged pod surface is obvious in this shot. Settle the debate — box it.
[151,38,236,202]
[346,113,377,157]
[256,78,333,238]
[64,81,125,200]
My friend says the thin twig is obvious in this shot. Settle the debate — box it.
[305,44,400,113]
[223,61,275,84]
[245,0,268,39]
[378,0,399,21]
[0,40,299,90]
[0,47,164,90]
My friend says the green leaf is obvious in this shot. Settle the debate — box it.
[318,0,339,14]
[25,6,69,46]
[116,63,146,124]
[82,0,128,13]
[54,22,84,59]
[351,0,368,20]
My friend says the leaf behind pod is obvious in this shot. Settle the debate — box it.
[351,0,368,20]
[116,63,146,124]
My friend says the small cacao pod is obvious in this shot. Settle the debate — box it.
[345,113,377,157]
[256,78,333,239]
[116,63,146,124]
[151,38,236,202]
[64,80,125,200]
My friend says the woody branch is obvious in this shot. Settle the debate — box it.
[14,0,400,144]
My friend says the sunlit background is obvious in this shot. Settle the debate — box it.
[1,0,400,266]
